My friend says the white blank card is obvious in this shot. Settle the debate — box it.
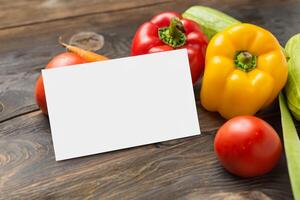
[42,49,200,161]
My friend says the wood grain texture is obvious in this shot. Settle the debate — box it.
[1,0,300,199]
[0,111,293,200]
[0,0,171,29]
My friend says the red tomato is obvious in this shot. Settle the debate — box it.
[35,52,86,114]
[214,116,282,177]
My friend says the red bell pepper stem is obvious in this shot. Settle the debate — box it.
[158,18,186,48]
[169,18,185,38]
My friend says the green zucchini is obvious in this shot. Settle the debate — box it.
[284,33,300,120]
[182,6,241,40]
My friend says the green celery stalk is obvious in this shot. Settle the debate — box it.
[279,93,300,200]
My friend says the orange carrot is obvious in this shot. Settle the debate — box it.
[59,37,108,62]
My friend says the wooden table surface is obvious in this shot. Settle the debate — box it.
[1,0,300,199]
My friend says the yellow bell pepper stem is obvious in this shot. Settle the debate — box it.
[234,51,257,72]
[200,23,288,119]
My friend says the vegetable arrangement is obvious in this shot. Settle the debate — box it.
[34,4,300,199]
[183,5,299,199]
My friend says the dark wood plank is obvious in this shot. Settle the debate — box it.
[0,110,293,200]
[0,0,171,29]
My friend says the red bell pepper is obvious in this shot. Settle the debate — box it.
[131,12,208,84]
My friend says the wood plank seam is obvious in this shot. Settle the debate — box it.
[0,107,39,124]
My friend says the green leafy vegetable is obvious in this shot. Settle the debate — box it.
[279,93,300,200]
[285,34,300,120]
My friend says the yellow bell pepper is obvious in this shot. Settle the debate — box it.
[201,23,288,119]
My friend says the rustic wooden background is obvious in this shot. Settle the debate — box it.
[1,0,300,199]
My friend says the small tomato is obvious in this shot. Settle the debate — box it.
[214,116,282,177]
[35,52,86,114]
